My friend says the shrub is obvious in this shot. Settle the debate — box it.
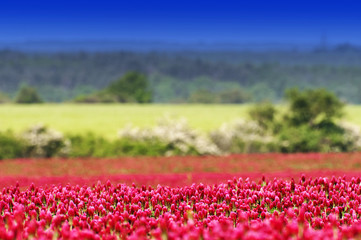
[15,85,43,104]
[248,102,278,131]
[67,133,111,157]
[210,119,276,154]
[68,133,171,157]
[114,138,170,156]
[247,88,353,153]
[284,88,344,127]
[106,72,152,103]
[73,72,152,103]
[119,116,220,156]
[339,121,361,151]
[277,121,361,153]
[278,125,324,153]
[0,131,24,159]
[21,124,71,158]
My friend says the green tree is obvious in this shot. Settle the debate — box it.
[284,88,344,127]
[248,102,277,131]
[15,84,43,104]
[280,88,346,152]
[106,72,152,103]
[248,88,349,153]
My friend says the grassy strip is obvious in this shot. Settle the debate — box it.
[0,103,252,138]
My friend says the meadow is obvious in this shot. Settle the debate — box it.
[1,103,361,139]
[0,104,250,138]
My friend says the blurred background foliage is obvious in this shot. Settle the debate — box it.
[1,46,361,103]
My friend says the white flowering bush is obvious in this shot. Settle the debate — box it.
[21,124,71,158]
[210,118,276,154]
[339,121,361,151]
[118,116,220,156]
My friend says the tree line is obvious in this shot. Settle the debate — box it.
[1,49,361,103]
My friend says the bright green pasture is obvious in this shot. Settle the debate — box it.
[344,105,361,128]
[0,104,360,139]
[0,104,251,139]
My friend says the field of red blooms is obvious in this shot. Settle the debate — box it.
[3,153,361,239]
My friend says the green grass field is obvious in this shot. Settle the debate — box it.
[0,104,251,138]
[0,104,360,139]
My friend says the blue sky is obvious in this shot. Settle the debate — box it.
[1,0,361,44]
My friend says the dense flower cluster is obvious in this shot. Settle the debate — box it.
[2,176,361,239]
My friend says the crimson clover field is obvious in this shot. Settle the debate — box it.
[2,153,361,239]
